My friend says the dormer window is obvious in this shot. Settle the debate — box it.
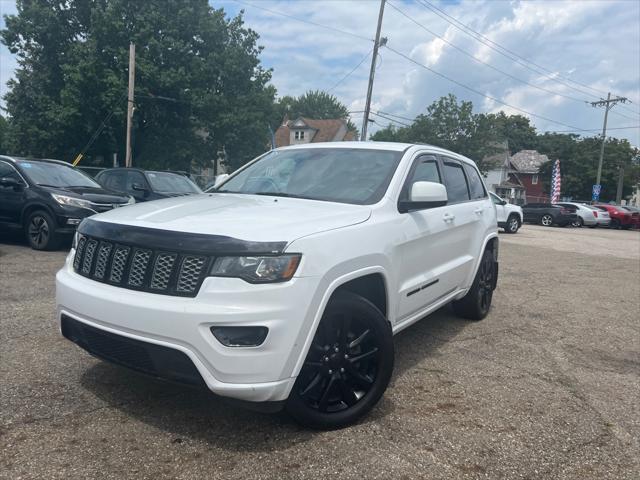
[295,131,305,140]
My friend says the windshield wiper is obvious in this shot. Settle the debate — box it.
[36,183,63,188]
[253,191,303,198]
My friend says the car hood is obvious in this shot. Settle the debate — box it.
[43,185,131,204]
[89,193,371,243]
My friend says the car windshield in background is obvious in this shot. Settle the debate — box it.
[146,172,202,193]
[216,148,404,205]
[17,161,100,188]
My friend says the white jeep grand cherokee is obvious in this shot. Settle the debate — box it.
[56,142,498,429]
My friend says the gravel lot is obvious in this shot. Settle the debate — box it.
[1,225,639,479]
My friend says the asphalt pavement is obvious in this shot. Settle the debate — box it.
[1,225,639,479]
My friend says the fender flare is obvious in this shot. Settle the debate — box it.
[457,232,499,298]
[288,265,391,380]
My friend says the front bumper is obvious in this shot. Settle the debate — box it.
[56,251,320,402]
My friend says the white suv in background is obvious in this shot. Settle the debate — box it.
[56,142,499,429]
[490,192,523,233]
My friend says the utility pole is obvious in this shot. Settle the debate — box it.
[361,0,386,141]
[590,92,628,195]
[616,164,624,204]
[125,43,136,168]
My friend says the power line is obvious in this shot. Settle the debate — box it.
[543,125,640,133]
[387,1,590,105]
[384,43,591,132]
[232,0,373,42]
[327,48,373,93]
[370,110,412,127]
[416,0,640,120]
[416,0,613,100]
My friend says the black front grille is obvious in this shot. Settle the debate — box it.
[61,314,205,386]
[73,234,211,297]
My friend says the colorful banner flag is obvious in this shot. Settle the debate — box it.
[551,159,561,203]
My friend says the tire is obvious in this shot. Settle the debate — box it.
[540,214,554,227]
[610,218,621,229]
[505,214,520,234]
[572,217,584,228]
[25,210,61,250]
[452,249,495,321]
[286,291,394,429]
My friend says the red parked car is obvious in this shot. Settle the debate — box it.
[593,204,638,229]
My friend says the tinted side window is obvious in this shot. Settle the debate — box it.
[0,162,23,183]
[442,161,470,203]
[126,171,146,193]
[400,155,442,202]
[100,171,126,191]
[463,164,486,199]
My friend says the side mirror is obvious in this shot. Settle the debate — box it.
[214,174,230,188]
[399,181,448,213]
[0,177,22,189]
[500,200,507,206]
[131,182,147,192]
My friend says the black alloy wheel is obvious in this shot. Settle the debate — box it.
[453,249,496,321]
[286,292,393,429]
[25,210,60,250]
[610,218,621,229]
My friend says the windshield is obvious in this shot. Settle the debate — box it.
[215,148,404,205]
[146,172,202,193]
[18,160,100,188]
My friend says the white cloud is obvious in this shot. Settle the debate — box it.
[1,0,638,145]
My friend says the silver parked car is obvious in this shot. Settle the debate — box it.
[582,204,610,228]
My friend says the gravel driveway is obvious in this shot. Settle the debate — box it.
[1,225,638,479]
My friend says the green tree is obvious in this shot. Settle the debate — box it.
[537,135,639,202]
[1,0,275,171]
[273,90,357,136]
[371,94,501,171]
[0,114,7,153]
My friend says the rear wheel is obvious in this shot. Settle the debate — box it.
[505,214,520,234]
[571,217,584,228]
[540,214,554,227]
[286,292,394,429]
[25,210,60,250]
[452,249,495,321]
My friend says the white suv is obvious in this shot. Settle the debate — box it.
[56,142,498,429]
[490,192,523,233]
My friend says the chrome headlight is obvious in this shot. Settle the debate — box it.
[51,193,93,209]
[209,254,301,283]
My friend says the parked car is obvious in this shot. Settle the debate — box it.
[96,168,202,202]
[555,202,599,227]
[619,206,640,229]
[490,192,522,233]
[522,203,577,227]
[57,142,499,429]
[581,204,611,228]
[0,156,133,250]
[593,204,636,229]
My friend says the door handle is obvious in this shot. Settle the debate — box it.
[443,213,455,222]
[474,208,483,215]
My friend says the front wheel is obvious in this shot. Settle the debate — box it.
[452,249,496,321]
[610,219,621,229]
[25,210,61,250]
[540,214,554,227]
[505,214,520,234]
[286,292,394,429]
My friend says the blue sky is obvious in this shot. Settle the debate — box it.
[2,0,639,144]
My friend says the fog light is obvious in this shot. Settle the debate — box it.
[66,218,82,226]
[210,326,268,347]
